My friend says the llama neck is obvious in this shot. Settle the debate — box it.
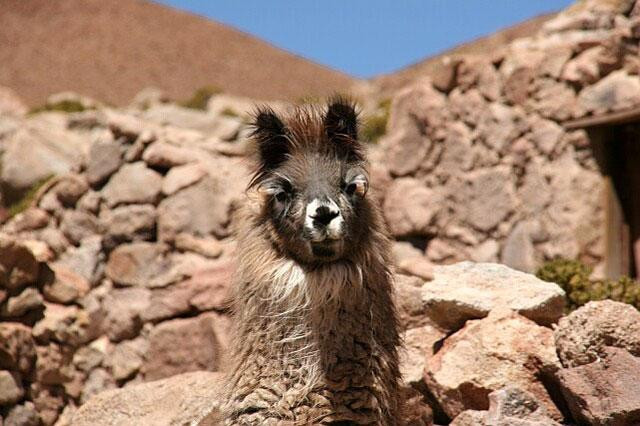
[227,231,400,424]
[232,257,376,384]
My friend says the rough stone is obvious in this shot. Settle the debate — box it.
[0,119,85,194]
[142,141,201,168]
[476,103,521,153]
[421,262,565,331]
[105,242,176,288]
[527,116,564,156]
[451,387,561,426]
[0,370,23,405]
[383,178,441,238]
[174,233,223,259]
[81,368,116,404]
[425,309,562,420]
[394,274,434,330]
[43,264,90,304]
[55,235,104,286]
[35,343,74,385]
[99,204,156,242]
[73,337,110,373]
[141,312,230,381]
[161,162,207,195]
[4,208,50,233]
[504,67,534,105]
[578,70,640,114]
[71,371,224,426]
[157,176,233,241]
[554,300,640,368]
[0,323,35,373]
[397,257,435,281]
[1,287,43,318]
[59,210,102,245]
[85,139,123,186]
[102,287,151,342]
[501,221,540,273]
[4,401,39,426]
[101,162,162,207]
[557,347,640,426]
[456,167,517,232]
[400,324,446,387]
[0,237,40,290]
[528,78,580,121]
[104,337,148,381]
[32,303,91,346]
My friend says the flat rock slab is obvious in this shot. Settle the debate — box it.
[72,371,224,426]
[422,262,565,331]
[557,347,640,426]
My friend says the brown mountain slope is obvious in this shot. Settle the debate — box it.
[372,12,556,96]
[0,0,356,106]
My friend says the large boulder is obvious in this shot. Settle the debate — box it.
[556,347,640,426]
[71,371,224,426]
[425,309,562,421]
[421,262,565,331]
[554,300,640,368]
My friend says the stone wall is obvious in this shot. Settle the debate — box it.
[0,104,249,424]
[377,0,640,275]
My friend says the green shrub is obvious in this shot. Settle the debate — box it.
[220,107,239,117]
[361,98,391,143]
[296,95,322,105]
[536,258,640,311]
[181,86,221,110]
[7,175,54,218]
[29,100,87,115]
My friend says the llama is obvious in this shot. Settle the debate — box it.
[223,99,404,425]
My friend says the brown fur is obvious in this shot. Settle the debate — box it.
[222,100,402,425]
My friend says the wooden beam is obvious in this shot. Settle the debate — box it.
[563,107,640,130]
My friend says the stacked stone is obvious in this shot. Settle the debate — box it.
[0,102,249,424]
[378,0,640,276]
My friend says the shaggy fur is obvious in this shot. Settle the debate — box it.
[223,99,401,425]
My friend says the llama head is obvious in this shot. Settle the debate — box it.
[248,97,373,265]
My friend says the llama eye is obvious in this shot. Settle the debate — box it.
[275,191,288,203]
[344,178,367,197]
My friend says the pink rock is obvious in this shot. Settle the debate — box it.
[425,309,562,420]
[140,312,230,381]
[557,347,640,425]
[43,265,90,304]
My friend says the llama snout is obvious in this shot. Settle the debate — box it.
[304,198,344,242]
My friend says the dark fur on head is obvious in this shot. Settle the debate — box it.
[247,97,371,265]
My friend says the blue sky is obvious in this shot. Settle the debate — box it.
[155,1,574,78]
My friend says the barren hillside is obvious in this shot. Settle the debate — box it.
[0,0,356,106]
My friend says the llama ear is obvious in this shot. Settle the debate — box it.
[324,97,358,141]
[324,97,363,162]
[251,107,290,175]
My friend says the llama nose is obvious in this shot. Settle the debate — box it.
[312,205,339,227]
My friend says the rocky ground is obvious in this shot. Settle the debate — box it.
[1,0,640,425]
